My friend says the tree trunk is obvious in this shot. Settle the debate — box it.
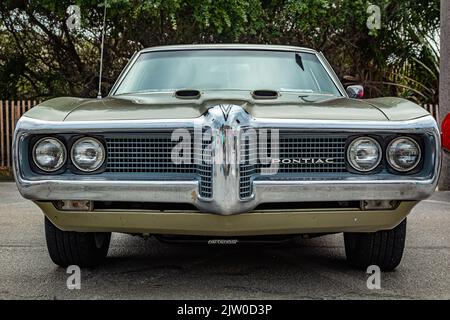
[439,0,450,190]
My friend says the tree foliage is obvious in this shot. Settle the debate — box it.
[0,0,440,103]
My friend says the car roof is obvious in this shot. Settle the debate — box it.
[139,44,318,54]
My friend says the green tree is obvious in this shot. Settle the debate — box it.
[0,0,441,103]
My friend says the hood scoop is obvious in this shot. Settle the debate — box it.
[251,89,279,100]
[175,89,201,99]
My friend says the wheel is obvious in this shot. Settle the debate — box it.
[344,218,406,271]
[44,217,111,267]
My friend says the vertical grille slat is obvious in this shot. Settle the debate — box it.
[239,135,257,199]
[196,136,213,199]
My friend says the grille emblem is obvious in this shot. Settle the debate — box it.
[219,104,233,120]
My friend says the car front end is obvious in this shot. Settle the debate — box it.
[12,45,441,269]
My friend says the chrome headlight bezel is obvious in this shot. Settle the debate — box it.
[347,136,382,173]
[387,137,422,172]
[70,137,106,173]
[32,137,67,172]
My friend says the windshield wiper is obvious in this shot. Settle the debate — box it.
[295,53,305,71]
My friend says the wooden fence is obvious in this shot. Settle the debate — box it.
[0,100,38,169]
[0,100,442,170]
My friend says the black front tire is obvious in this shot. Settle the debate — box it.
[45,217,111,267]
[344,219,407,271]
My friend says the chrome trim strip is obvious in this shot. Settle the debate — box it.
[253,179,437,203]
[17,180,199,203]
[15,114,439,133]
[250,115,439,132]
[317,51,348,97]
[138,44,320,54]
[15,116,199,132]
[107,50,139,96]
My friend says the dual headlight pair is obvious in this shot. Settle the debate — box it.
[32,137,105,173]
[347,136,421,173]
[32,135,420,174]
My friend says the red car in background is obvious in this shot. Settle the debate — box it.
[443,114,450,152]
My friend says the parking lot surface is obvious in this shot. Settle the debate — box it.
[0,182,449,299]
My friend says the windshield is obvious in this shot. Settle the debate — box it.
[114,49,341,96]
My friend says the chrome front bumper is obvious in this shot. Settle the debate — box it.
[18,176,437,206]
[14,112,441,215]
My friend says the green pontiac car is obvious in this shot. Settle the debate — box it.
[13,44,440,270]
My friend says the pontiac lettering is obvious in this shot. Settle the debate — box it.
[271,158,335,164]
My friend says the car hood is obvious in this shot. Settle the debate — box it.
[25,91,429,122]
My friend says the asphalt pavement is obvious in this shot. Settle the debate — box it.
[0,182,449,299]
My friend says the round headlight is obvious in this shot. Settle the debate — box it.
[387,137,421,172]
[32,137,66,172]
[71,137,105,172]
[347,137,382,172]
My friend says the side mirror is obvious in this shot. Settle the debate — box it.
[346,85,364,99]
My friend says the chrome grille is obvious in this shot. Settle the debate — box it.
[274,135,347,173]
[105,133,213,199]
[239,133,348,199]
[105,132,348,201]
[105,135,196,174]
